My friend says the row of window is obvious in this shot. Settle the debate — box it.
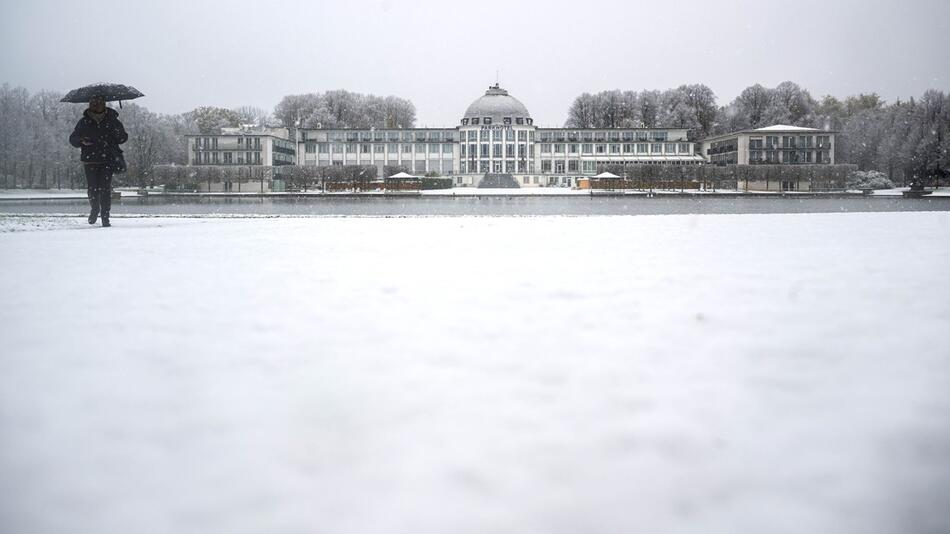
[539,143,691,155]
[459,129,531,142]
[749,135,832,150]
[304,143,454,155]
[537,131,670,142]
[194,137,263,150]
[748,150,831,164]
[301,130,456,143]
[461,116,533,126]
[196,151,263,165]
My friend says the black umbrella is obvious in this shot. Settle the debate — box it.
[60,82,144,107]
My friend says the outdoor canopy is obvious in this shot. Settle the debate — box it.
[60,83,144,104]
[387,172,420,179]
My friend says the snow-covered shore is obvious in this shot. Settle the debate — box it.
[1,212,949,534]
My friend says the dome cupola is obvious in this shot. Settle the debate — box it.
[462,84,531,126]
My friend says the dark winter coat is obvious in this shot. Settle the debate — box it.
[69,108,128,164]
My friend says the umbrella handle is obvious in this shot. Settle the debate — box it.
[118,100,123,109]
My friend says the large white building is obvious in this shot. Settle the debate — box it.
[701,125,837,166]
[187,127,296,167]
[297,85,703,187]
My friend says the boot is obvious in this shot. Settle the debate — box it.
[101,213,111,227]
[88,209,98,225]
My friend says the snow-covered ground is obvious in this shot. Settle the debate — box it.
[1,212,949,534]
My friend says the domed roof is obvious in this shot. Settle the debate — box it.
[463,85,531,123]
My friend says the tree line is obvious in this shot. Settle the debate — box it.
[565,82,949,184]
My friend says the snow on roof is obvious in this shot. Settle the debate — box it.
[387,172,419,179]
[593,172,621,178]
[754,124,821,132]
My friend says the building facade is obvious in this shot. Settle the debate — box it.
[701,125,836,166]
[187,127,296,167]
[297,85,703,187]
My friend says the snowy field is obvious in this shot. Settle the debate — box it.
[1,212,949,534]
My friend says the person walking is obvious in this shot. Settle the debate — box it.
[69,96,127,227]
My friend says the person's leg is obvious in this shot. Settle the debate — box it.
[100,171,113,226]
[84,165,101,224]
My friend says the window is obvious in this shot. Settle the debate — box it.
[516,118,524,125]
[596,144,606,154]
[637,143,648,153]
[679,143,690,154]
[541,161,551,172]
[484,117,492,125]
[481,144,489,157]
[610,144,620,154]
[493,161,502,172]
[518,131,527,141]
[554,144,564,153]
[541,143,551,154]
[506,144,514,157]
[461,144,467,157]
[443,144,453,154]
[468,131,477,141]
[429,144,440,154]
[503,117,511,125]
[462,118,469,125]
[374,144,385,154]
[493,144,502,157]
[582,144,593,154]
[305,143,315,154]
[416,143,426,154]
[518,144,526,158]
[623,144,633,153]
[651,143,662,153]
[568,160,579,172]
[402,144,412,153]
[472,118,479,125]
[569,144,578,154]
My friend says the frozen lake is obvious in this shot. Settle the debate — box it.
[1,212,949,534]
[1,194,949,216]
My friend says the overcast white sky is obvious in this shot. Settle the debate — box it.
[1,0,948,126]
